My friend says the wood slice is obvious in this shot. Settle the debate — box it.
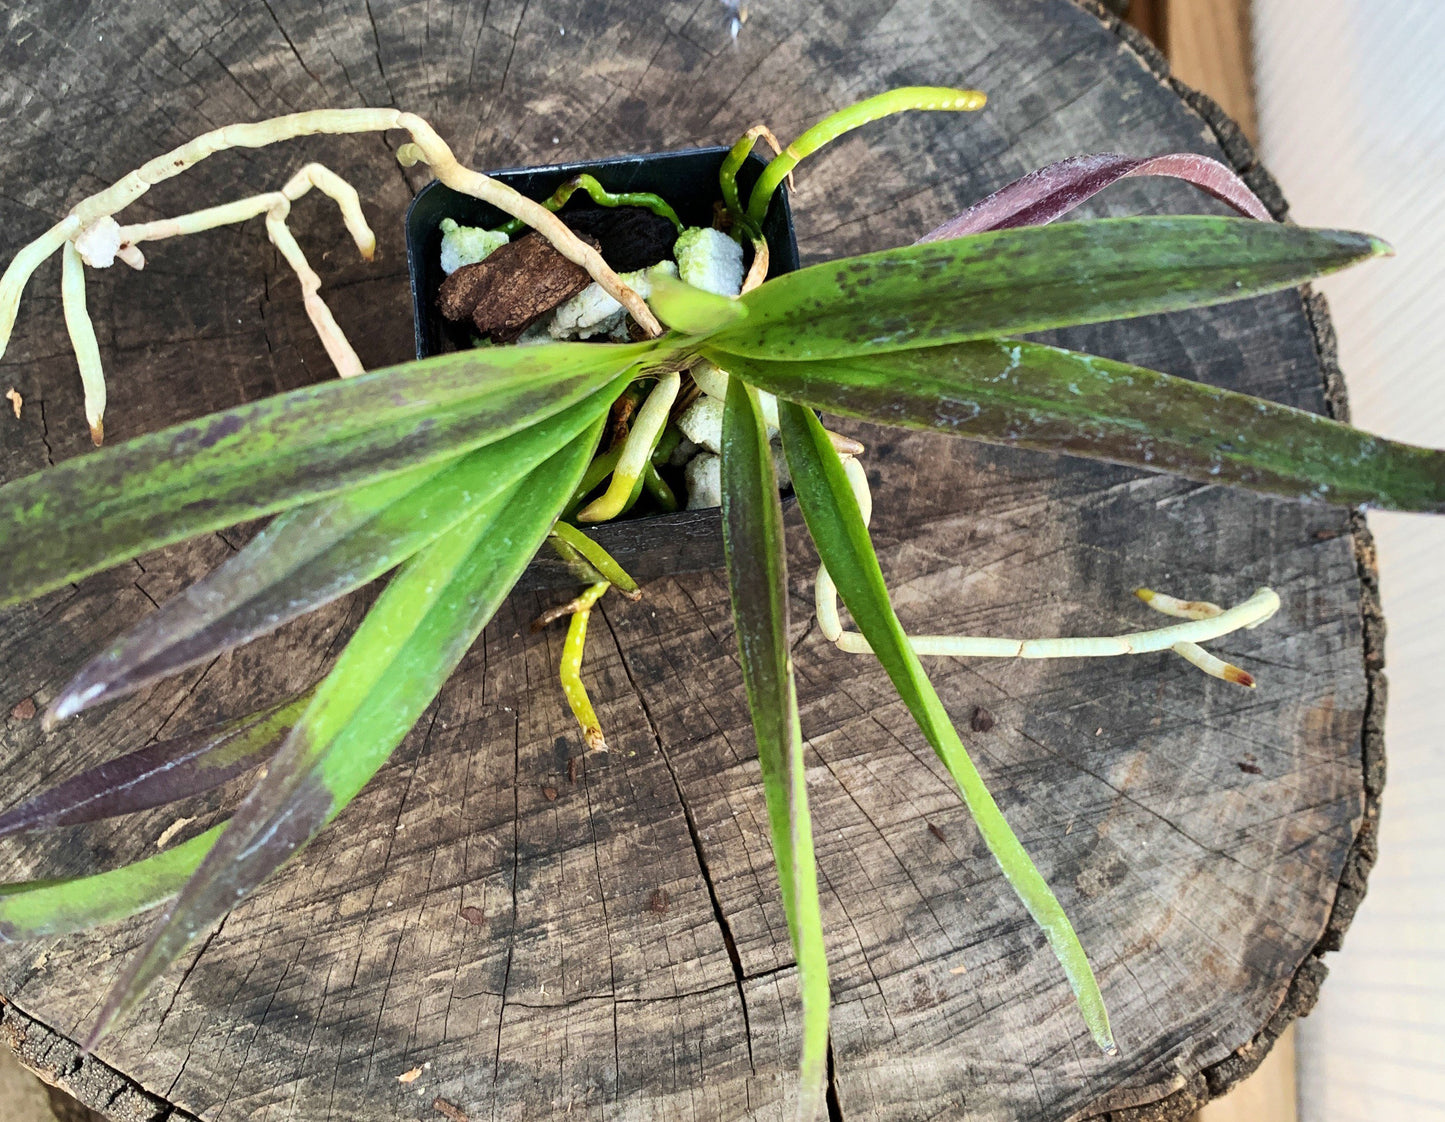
[0,2,1379,1119]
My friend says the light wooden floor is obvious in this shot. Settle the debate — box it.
[0,1048,59,1122]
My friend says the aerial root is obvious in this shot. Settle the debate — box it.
[555,581,612,753]
[263,200,365,379]
[537,526,644,751]
[814,457,1277,687]
[59,243,105,446]
[0,108,661,441]
[576,372,680,523]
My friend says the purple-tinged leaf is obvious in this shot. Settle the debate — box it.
[917,153,1272,243]
[82,422,605,1047]
[0,692,308,837]
[48,388,622,723]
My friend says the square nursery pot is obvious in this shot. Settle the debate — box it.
[405,146,800,594]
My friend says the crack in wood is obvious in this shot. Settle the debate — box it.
[597,603,759,1074]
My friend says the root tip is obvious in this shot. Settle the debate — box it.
[1224,666,1257,688]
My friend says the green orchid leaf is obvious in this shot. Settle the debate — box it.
[710,341,1445,513]
[52,385,627,721]
[646,273,748,335]
[703,217,1388,361]
[0,826,220,940]
[776,399,1115,1055]
[720,377,830,1117]
[42,464,443,721]
[84,421,603,1046]
[0,339,659,607]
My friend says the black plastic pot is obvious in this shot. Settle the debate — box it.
[405,147,800,593]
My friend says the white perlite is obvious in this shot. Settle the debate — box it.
[438,218,509,274]
[674,226,744,296]
[692,357,780,427]
[680,443,789,509]
[684,453,722,510]
[74,217,124,268]
[549,261,676,340]
[676,394,724,453]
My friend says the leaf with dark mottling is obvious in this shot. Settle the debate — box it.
[50,387,626,721]
[702,217,1387,361]
[84,421,605,1046]
[0,340,659,606]
[713,341,1445,513]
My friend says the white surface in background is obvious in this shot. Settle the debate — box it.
[1253,1,1445,1119]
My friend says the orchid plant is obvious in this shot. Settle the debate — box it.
[0,89,1440,1119]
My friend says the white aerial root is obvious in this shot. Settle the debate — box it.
[392,115,660,334]
[120,162,377,382]
[577,371,681,523]
[263,202,365,380]
[814,458,1279,687]
[116,163,374,257]
[1133,587,1273,686]
[60,242,106,445]
[0,108,660,443]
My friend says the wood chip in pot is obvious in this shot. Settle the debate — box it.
[436,232,600,343]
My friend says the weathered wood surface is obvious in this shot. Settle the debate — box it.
[0,1,1379,1119]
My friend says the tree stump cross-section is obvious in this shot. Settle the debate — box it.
[0,1,1379,1119]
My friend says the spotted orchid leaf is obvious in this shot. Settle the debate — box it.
[699,217,1387,361]
[0,340,659,606]
[708,341,1445,513]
